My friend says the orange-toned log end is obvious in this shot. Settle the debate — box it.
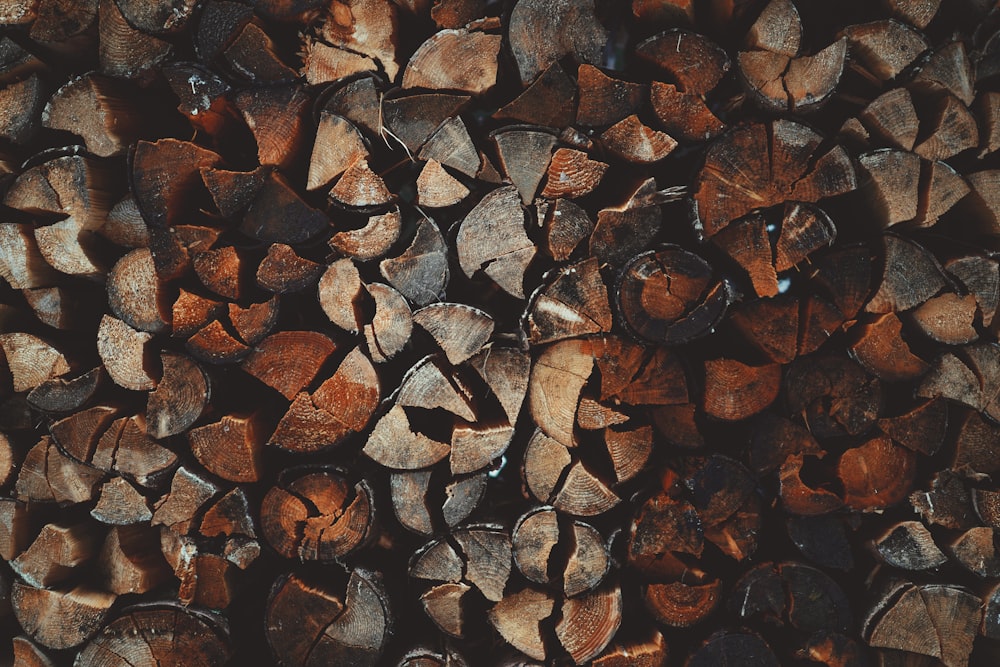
[188,414,263,483]
[618,247,730,345]
[779,454,845,516]
[702,359,781,421]
[318,350,380,429]
[644,579,722,628]
[849,312,929,381]
[541,148,607,199]
[839,437,916,512]
[592,629,669,667]
[261,470,373,562]
[241,331,336,400]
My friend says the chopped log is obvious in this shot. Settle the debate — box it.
[0,74,45,146]
[540,148,606,199]
[493,62,576,129]
[145,352,208,439]
[645,579,722,628]
[0,223,59,290]
[330,156,393,208]
[189,414,262,483]
[43,73,141,157]
[918,344,1000,422]
[416,159,469,207]
[488,587,553,661]
[402,28,500,95]
[507,0,607,85]
[911,293,978,344]
[231,85,307,168]
[576,65,646,128]
[304,112,370,195]
[12,636,54,667]
[90,476,152,525]
[383,93,470,155]
[76,603,231,666]
[910,470,977,530]
[650,81,725,143]
[739,39,846,112]
[457,185,535,298]
[89,414,175,489]
[556,585,622,664]
[865,582,981,666]
[885,0,940,28]
[99,0,172,78]
[635,29,730,95]
[186,320,250,365]
[526,258,611,345]
[320,0,399,80]
[600,115,676,163]
[241,331,335,400]
[747,0,801,55]
[97,315,158,391]
[913,41,975,105]
[858,88,919,150]
[913,94,979,161]
[301,38,377,85]
[414,303,493,365]
[364,283,413,363]
[867,235,948,312]
[0,498,31,561]
[417,116,480,178]
[150,466,219,536]
[537,198,592,261]
[703,359,781,421]
[330,207,401,262]
[98,525,171,595]
[0,333,70,393]
[693,120,856,239]
[365,404,450,469]
[840,20,928,81]
[839,437,916,511]
[379,217,448,306]
[949,527,1000,577]
[318,258,365,334]
[228,299,279,347]
[873,519,950,570]
[29,0,97,44]
[12,584,115,650]
[261,468,373,561]
[877,397,947,456]
[590,178,670,265]
[849,313,929,381]
[10,522,98,587]
[266,568,391,667]
[857,150,921,226]
[492,127,556,204]
[131,139,221,229]
[618,247,731,345]
[593,629,669,667]
[729,296,800,363]
[785,355,882,438]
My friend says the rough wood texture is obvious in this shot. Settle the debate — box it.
[2,0,1000,665]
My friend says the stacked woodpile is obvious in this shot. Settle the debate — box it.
[3,0,1000,664]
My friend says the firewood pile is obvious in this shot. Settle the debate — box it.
[3,0,1000,664]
